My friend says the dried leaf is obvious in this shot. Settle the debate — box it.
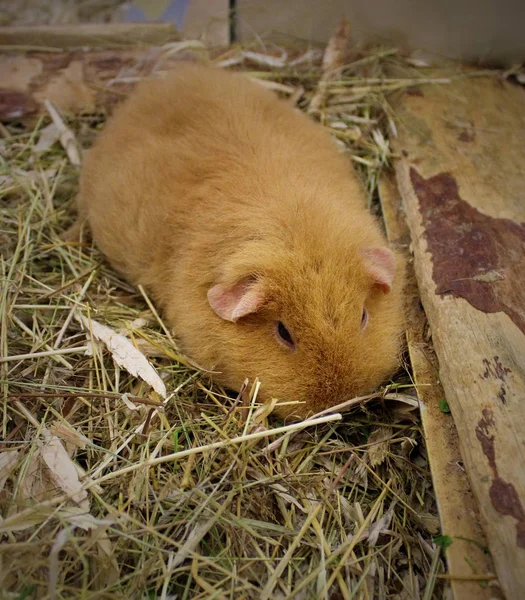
[309,18,352,114]
[367,426,393,467]
[322,18,351,72]
[79,314,166,399]
[417,512,441,535]
[48,421,89,454]
[367,503,396,546]
[121,393,140,411]
[34,122,60,153]
[39,433,89,509]
[116,316,151,336]
[0,501,58,533]
[398,569,421,599]
[20,428,89,511]
[270,483,307,513]
[132,338,167,358]
[0,450,19,492]
[20,450,49,502]
[384,393,419,408]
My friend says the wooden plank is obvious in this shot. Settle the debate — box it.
[0,23,179,49]
[0,48,195,121]
[392,75,525,600]
[379,175,499,600]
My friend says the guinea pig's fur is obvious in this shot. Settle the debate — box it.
[73,62,406,420]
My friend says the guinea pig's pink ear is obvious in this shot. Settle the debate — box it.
[207,277,265,323]
[361,247,397,293]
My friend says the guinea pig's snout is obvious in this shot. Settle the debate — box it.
[308,367,359,413]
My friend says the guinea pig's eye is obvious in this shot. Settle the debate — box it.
[361,307,368,329]
[275,321,295,349]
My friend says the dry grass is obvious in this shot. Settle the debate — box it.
[0,38,453,599]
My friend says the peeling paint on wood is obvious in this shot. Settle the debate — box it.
[409,168,525,335]
[379,175,497,600]
[393,73,525,600]
[482,356,511,404]
[476,408,525,548]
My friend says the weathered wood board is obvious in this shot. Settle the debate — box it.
[379,176,499,600]
[0,23,179,49]
[392,75,525,600]
[0,48,198,121]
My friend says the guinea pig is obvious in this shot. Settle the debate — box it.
[72,62,405,420]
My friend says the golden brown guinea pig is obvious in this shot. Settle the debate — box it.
[73,62,406,420]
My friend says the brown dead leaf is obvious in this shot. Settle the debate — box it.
[79,314,166,399]
[309,18,352,115]
[121,393,140,411]
[366,502,396,546]
[39,434,89,509]
[48,421,89,456]
[416,512,441,535]
[34,122,60,153]
[0,501,59,533]
[384,393,420,421]
[20,450,49,502]
[367,426,394,467]
[322,18,351,72]
[20,431,89,510]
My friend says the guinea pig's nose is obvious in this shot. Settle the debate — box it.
[312,373,355,409]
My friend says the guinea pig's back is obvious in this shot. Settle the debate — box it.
[77,64,251,284]
[77,63,368,290]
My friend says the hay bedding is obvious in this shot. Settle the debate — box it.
[0,27,449,600]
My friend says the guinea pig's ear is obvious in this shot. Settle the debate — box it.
[207,277,265,322]
[361,247,397,293]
